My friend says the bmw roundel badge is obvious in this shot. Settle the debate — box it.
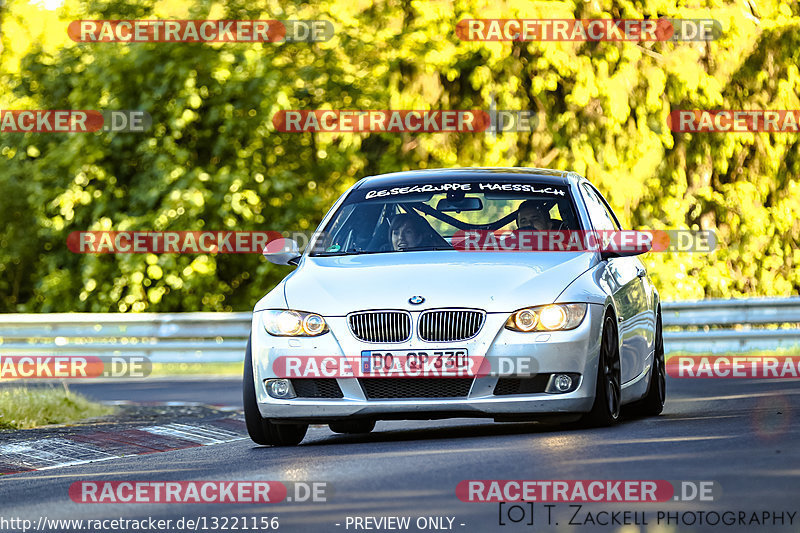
[409,295,425,305]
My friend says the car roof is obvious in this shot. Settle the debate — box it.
[354,167,579,189]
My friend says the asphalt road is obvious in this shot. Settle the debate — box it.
[1,377,799,533]
[63,377,244,407]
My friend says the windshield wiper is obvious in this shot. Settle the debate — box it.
[310,250,388,257]
[311,246,453,257]
[395,245,453,252]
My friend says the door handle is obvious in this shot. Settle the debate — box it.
[636,267,647,278]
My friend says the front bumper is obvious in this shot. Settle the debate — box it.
[250,304,604,421]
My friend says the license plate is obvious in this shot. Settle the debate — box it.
[361,349,469,375]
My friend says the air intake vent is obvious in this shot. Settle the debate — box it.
[494,376,550,396]
[359,378,474,399]
[291,379,343,398]
[418,309,485,342]
[348,310,412,343]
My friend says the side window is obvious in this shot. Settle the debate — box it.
[581,183,620,231]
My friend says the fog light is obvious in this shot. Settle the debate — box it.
[266,379,296,399]
[546,373,580,394]
[554,374,572,392]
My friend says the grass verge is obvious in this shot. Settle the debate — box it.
[0,385,115,430]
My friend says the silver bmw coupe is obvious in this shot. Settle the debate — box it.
[244,168,665,445]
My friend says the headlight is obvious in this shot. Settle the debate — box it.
[514,309,538,332]
[505,304,587,332]
[539,306,567,330]
[263,310,329,336]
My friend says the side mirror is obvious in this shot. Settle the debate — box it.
[263,238,301,265]
[600,248,648,260]
[599,230,653,259]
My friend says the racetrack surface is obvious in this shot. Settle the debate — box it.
[63,377,243,408]
[1,377,798,532]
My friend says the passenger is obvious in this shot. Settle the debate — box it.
[390,214,430,251]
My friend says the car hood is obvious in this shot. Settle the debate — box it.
[266,251,596,315]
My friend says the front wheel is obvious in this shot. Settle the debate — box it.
[243,337,308,446]
[627,311,666,416]
[581,314,622,427]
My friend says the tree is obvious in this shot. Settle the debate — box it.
[1,0,798,312]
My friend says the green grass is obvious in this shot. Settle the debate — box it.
[0,385,115,430]
[150,361,243,376]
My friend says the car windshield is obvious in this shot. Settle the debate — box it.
[310,180,581,256]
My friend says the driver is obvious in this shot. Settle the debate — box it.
[516,200,555,231]
[390,214,429,251]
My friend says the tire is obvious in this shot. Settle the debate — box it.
[581,314,622,427]
[627,311,666,416]
[243,337,308,446]
[329,420,376,434]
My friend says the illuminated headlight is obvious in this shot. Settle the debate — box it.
[263,310,329,337]
[302,313,326,335]
[505,304,587,332]
[540,306,567,330]
[514,309,538,332]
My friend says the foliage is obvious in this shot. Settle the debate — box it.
[1,0,798,311]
